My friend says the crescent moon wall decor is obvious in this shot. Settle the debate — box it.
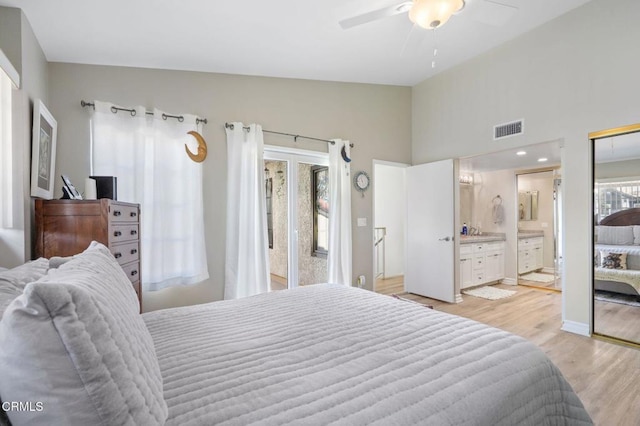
[341,144,352,163]
[185,130,208,163]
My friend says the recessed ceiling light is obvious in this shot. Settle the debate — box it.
[538,157,548,162]
[516,151,527,156]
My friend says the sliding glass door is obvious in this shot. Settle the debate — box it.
[264,146,329,290]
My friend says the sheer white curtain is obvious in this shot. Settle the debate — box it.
[225,123,270,299]
[328,140,353,286]
[92,101,209,291]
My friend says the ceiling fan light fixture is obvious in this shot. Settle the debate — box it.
[409,0,465,30]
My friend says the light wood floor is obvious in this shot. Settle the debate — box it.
[375,277,640,426]
[519,271,561,290]
[594,298,640,343]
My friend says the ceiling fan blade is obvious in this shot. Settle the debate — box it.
[339,2,412,30]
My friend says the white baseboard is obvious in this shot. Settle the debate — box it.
[561,320,590,337]
[455,293,463,304]
[542,267,555,274]
[501,277,517,286]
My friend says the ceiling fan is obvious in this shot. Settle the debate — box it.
[339,0,518,31]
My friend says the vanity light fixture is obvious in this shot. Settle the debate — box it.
[537,157,548,162]
[459,174,473,185]
[516,151,527,156]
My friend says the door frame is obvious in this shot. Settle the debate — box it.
[264,145,329,289]
[371,160,410,293]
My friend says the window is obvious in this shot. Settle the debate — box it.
[312,165,329,257]
[0,66,15,228]
[91,101,208,291]
[595,179,640,222]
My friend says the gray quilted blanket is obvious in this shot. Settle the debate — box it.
[143,284,592,425]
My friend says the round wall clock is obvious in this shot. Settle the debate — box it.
[353,171,370,196]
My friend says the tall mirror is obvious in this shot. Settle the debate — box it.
[592,124,640,346]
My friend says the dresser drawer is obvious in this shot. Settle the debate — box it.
[110,223,139,244]
[121,261,141,283]
[109,204,139,223]
[110,241,140,265]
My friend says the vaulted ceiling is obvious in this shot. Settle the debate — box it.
[1,0,591,86]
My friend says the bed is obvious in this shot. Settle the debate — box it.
[0,242,592,425]
[595,208,640,298]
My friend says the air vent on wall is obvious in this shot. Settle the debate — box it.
[494,119,524,140]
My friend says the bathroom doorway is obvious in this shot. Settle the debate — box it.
[516,169,562,291]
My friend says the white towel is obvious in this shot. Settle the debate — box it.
[493,204,505,224]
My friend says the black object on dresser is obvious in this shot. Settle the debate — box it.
[34,199,142,311]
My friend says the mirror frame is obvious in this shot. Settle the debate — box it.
[590,122,640,348]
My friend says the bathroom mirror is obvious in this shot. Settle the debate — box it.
[591,123,640,347]
[518,190,538,221]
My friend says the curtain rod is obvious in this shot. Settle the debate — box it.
[224,122,354,148]
[80,100,208,125]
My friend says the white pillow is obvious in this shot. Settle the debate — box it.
[633,226,640,245]
[0,258,49,319]
[0,242,167,426]
[596,225,635,245]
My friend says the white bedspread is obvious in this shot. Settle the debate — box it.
[143,284,591,425]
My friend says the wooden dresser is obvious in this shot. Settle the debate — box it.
[34,199,142,311]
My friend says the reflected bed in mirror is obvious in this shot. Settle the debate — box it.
[592,123,640,347]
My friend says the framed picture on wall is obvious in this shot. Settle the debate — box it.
[30,99,57,199]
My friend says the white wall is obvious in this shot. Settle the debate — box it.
[412,0,640,328]
[48,63,412,311]
[374,163,406,278]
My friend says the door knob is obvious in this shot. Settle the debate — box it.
[439,236,451,241]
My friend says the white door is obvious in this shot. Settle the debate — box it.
[405,159,456,302]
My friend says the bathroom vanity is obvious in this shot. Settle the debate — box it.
[460,235,506,289]
[517,232,544,274]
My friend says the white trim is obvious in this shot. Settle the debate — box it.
[541,267,555,274]
[264,144,329,162]
[0,49,19,88]
[501,277,517,285]
[455,293,463,303]
[561,320,590,337]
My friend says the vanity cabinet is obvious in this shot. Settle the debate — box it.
[460,240,505,289]
[518,236,544,274]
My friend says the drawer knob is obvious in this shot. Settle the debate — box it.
[114,252,122,259]
[130,270,138,277]
[130,212,137,217]
[131,249,138,255]
[114,231,122,237]
[113,210,122,217]
[130,230,137,235]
